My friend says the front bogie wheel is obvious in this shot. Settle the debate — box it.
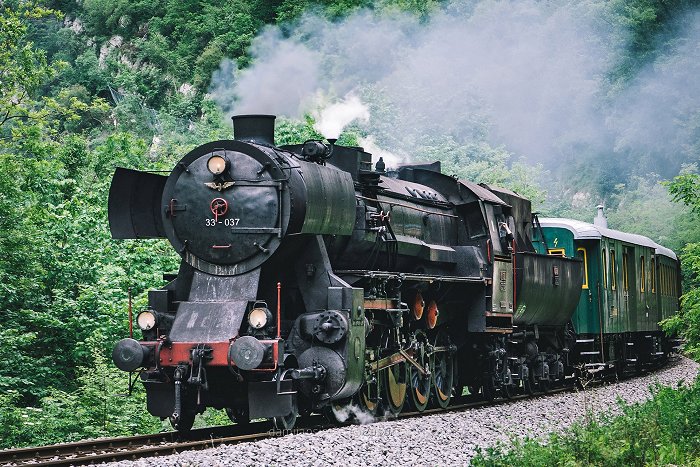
[523,374,534,395]
[225,407,250,425]
[170,411,195,433]
[273,410,297,430]
[482,374,496,402]
[272,372,298,430]
[273,393,298,431]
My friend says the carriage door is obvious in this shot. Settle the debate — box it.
[576,245,595,334]
[623,247,638,333]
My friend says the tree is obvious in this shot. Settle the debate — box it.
[666,172,700,214]
[0,3,58,135]
[662,167,700,357]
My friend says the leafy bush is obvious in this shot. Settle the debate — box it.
[472,377,700,467]
[0,332,165,448]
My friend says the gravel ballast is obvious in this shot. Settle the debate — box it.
[107,356,699,467]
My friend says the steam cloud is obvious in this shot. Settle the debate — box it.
[330,402,382,425]
[209,1,700,180]
[313,94,370,139]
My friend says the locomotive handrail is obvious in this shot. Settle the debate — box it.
[355,194,459,218]
[229,227,282,234]
[226,180,284,186]
[335,270,487,283]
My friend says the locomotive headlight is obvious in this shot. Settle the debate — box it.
[207,155,227,175]
[248,307,269,329]
[136,310,157,331]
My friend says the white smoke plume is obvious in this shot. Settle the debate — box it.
[210,33,321,116]
[359,135,403,167]
[313,93,370,139]
[209,1,700,179]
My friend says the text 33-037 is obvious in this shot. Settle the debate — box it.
[205,218,240,227]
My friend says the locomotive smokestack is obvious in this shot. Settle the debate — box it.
[593,204,608,228]
[231,114,276,146]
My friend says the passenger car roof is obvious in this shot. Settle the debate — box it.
[540,218,677,261]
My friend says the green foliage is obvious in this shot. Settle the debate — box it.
[0,334,164,448]
[275,0,441,22]
[275,115,324,145]
[472,377,700,466]
[0,3,109,151]
[666,171,700,214]
[0,3,60,135]
[605,175,700,250]
[0,129,180,404]
[73,0,267,107]
[663,248,700,358]
[608,0,700,87]
[662,165,700,359]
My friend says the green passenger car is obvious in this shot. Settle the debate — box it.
[534,210,679,367]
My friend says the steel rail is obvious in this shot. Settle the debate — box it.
[0,417,321,467]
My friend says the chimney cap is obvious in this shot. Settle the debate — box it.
[231,114,276,146]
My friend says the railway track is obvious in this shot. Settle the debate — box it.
[0,415,325,467]
[3,357,679,467]
[0,386,575,466]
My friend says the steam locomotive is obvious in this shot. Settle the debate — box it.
[110,115,680,431]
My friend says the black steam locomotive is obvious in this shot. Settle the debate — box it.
[110,115,679,431]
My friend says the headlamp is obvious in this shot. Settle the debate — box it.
[136,310,157,331]
[207,155,228,175]
[248,307,269,329]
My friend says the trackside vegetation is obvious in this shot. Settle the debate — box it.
[471,377,700,467]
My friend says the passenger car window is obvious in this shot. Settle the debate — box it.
[577,248,588,289]
[610,250,617,290]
